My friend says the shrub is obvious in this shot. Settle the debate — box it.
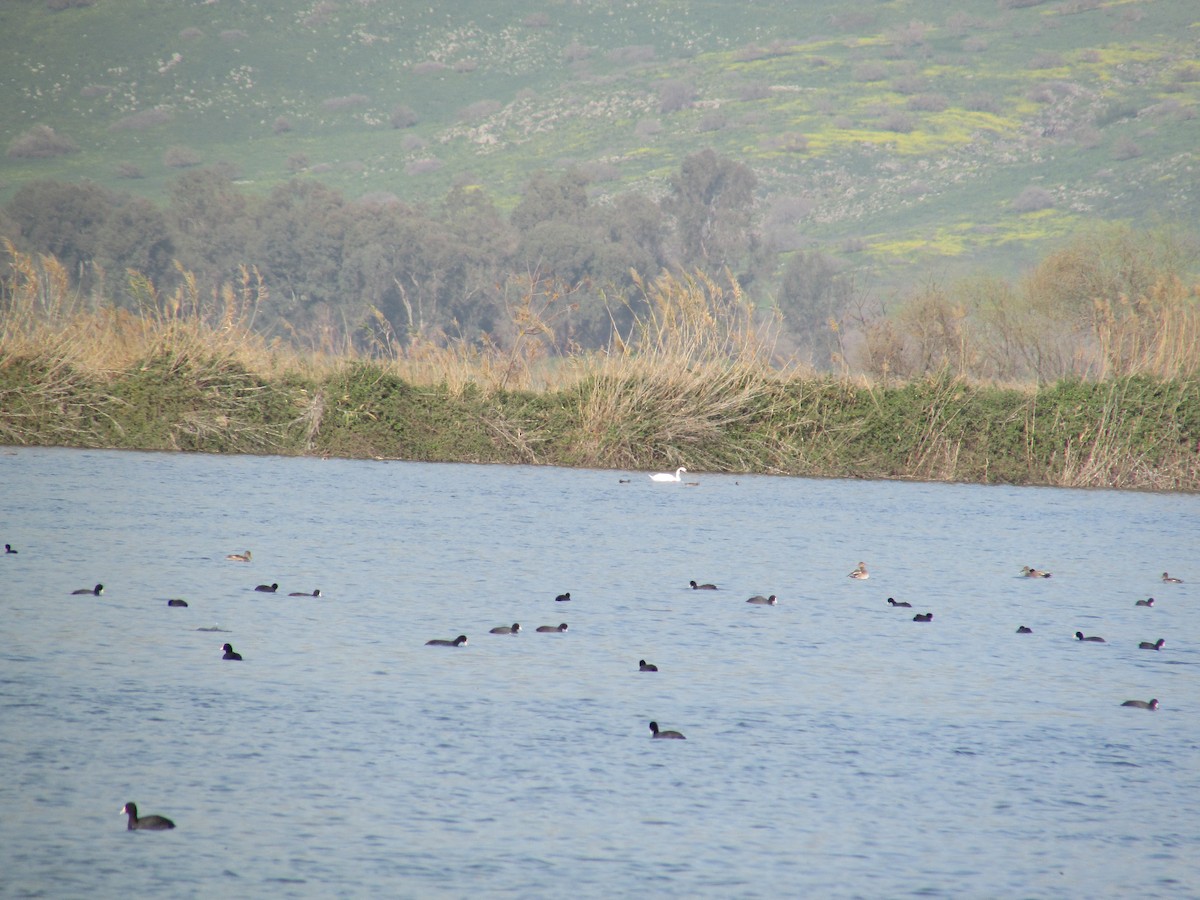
[1095,100,1138,127]
[562,42,591,63]
[658,79,697,114]
[891,75,928,95]
[964,92,1001,113]
[7,124,78,159]
[1012,186,1055,213]
[405,158,443,175]
[1029,52,1064,69]
[322,94,369,112]
[389,104,418,128]
[163,145,201,168]
[738,82,771,101]
[880,111,916,133]
[606,45,655,66]
[458,100,501,122]
[272,116,293,134]
[110,107,173,131]
[411,61,447,75]
[852,62,888,82]
[634,118,662,138]
[907,93,948,112]
[1112,137,1142,161]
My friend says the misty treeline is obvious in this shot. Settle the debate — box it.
[4,147,1198,382]
[1,149,822,354]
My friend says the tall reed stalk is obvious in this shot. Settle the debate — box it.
[568,269,794,470]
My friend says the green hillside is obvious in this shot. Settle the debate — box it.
[2,0,1197,291]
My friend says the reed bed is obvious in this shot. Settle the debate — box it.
[2,245,1198,490]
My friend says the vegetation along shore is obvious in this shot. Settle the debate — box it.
[2,243,1197,492]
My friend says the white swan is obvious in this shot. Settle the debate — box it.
[649,466,687,482]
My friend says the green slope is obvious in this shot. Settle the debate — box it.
[2,0,1197,288]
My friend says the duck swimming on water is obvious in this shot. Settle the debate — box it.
[649,721,685,739]
[121,802,175,831]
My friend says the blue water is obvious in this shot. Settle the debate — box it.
[1,446,1197,898]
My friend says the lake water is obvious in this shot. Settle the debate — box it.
[1,446,1198,898]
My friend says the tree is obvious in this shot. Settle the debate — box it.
[167,165,252,285]
[95,197,176,291]
[510,168,590,234]
[4,179,112,287]
[776,250,853,366]
[249,179,349,328]
[662,149,758,272]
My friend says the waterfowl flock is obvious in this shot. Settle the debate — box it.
[4,524,1185,839]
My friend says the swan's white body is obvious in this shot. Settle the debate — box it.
[649,466,687,482]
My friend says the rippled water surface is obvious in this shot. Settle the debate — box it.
[2,447,1198,898]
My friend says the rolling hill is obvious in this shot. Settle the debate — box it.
[1,0,1197,295]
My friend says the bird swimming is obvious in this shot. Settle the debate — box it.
[746,594,778,605]
[167,598,188,607]
[1135,597,1155,607]
[4,544,16,554]
[1016,625,1033,633]
[690,580,718,590]
[649,721,685,739]
[1075,632,1105,642]
[226,550,252,562]
[490,623,520,634]
[121,802,175,831]
[555,592,571,602]
[71,583,103,596]
[1162,572,1183,583]
[848,562,869,579]
[1021,566,1052,578]
[887,597,912,607]
[222,643,243,660]
[426,635,468,647]
[536,623,568,633]
[639,659,658,672]
[287,589,321,597]
[913,613,933,622]
[649,467,687,482]
[254,583,278,593]
[1121,699,1159,710]
[1139,638,1165,651]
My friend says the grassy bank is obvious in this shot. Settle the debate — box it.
[2,254,1197,491]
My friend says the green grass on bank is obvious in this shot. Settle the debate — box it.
[3,345,1197,491]
[2,250,1196,491]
